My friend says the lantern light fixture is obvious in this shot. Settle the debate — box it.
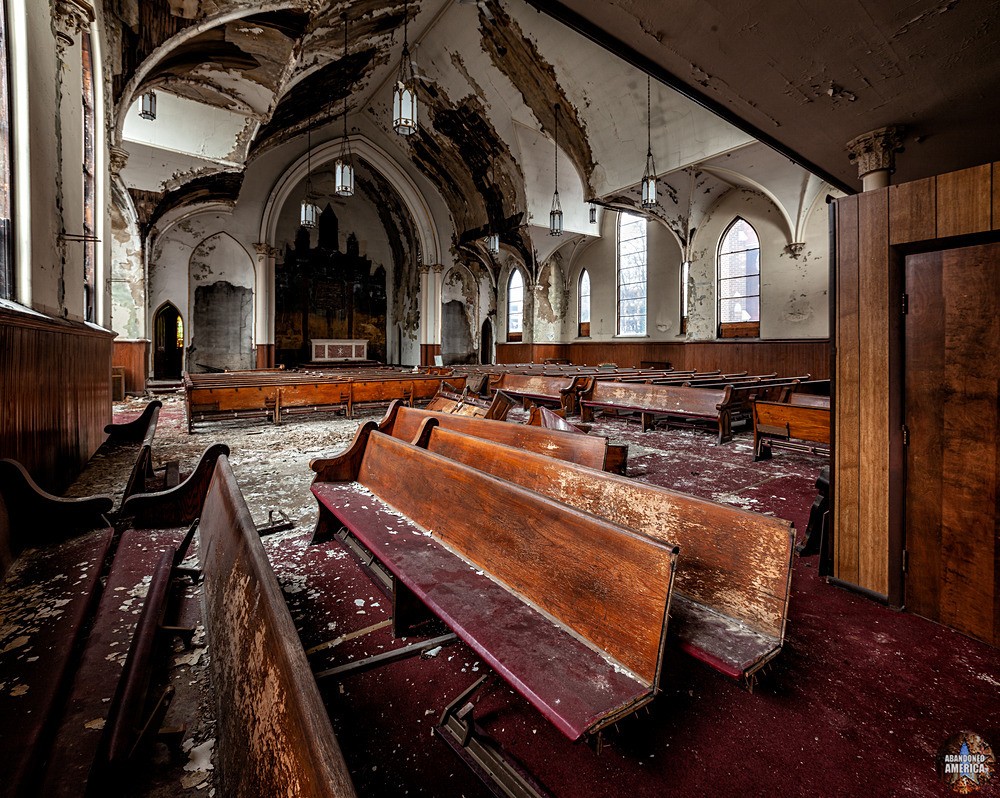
[139,90,156,120]
[300,126,319,229]
[392,0,418,136]
[641,74,657,208]
[486,153,501,255]
[589,201,597,224]
[549,103,563,237]
[335,12,355,197]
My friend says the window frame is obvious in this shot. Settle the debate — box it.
[0,0,13,301]
[577,268,590,337]
[506,268,524,342]
[616,211,647,337]
[717,217,760,339]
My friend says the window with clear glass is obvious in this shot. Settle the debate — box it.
[82,32,96,321]
[507,269,523,341]
[578,269,590,337]
[718,218,760,337]
[680,259,689,334]
[617,212,646,336]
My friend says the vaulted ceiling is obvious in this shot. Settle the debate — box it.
[109,0,996,263]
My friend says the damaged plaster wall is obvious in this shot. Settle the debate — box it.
[440,262,479,364]
[109,184,145,339]
[689,187,828,340]
[532,255,565,345]
[188,232,255,371]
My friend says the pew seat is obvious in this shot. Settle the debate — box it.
[753,399,832,461]
[310,431,679,741]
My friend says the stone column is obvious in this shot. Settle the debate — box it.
[417,263,431,348]
[846,125,905,191]
[253,242,277,367]
[432,263,445,346]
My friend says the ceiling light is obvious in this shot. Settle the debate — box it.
[300,126,319,229]
[550,103,563,237]
[335,12,355,197]
[139,91,156,121]
[393,0,418,136]
[641,74,657,208]
[589,201,597,224]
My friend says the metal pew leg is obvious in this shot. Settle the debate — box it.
[435,676,554,798]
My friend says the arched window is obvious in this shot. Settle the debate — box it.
[718,218,760,338]
[617,212,646,336]
[81,32,96,321]
[578,269,590,337]
[507,269,523,341]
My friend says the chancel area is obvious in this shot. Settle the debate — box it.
[1,1,1000,796]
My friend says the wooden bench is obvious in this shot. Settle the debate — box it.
[425,386,513,420]
[309,431,679,750]
[0,460,114,796]
[580,380,740,442]
[753,399,831,460]
[39,442,229,796]
[416,424,795,683]
[104,399,162,444]
[487,373,588,415]
[200,456,357,797]
[361,400,625,473]
[527,405,628,475]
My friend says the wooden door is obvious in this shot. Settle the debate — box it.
[905,241,1000,646]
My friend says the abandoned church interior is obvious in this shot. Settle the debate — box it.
[1,0,999,795]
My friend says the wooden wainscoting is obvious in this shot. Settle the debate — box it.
[495,339,830,378]
[419,344,442,367]
[0,304,114,492]
[112,339,149,394]
[255,344,275,369]
[834,161,1000,625]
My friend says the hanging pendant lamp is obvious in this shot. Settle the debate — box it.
[549,103,563,236]
[393,0,418,135]
[589,201,597,224]
[486,154,500,255]
[140,90,157,120]
[641,74,657,208]
[300,126,319,229]
[335,12,355,197]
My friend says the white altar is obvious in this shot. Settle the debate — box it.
[310,338,368,362]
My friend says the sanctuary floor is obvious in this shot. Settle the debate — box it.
[87,395,999,798]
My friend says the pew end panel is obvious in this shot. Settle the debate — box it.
[104,400,162,444]
[201,457,357,798]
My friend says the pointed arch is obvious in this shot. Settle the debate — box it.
[578,267,591,337]
[717,216,760,338]
[506,268,525,342]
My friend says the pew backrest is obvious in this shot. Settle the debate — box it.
[199,457,357,798]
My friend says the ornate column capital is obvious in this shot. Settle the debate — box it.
[54,0,95,40]
[109,145,129,176]
[254,242,271,257]
[417,263,431,276]
[431,263,445,274]
[846,125,905,180]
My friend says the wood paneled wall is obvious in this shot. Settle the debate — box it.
[0,306,114,492]
[834,162,1000,602]
[112,340,148,394]
[496,339,831,378]
[419,344,442,366]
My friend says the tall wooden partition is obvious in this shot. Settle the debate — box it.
[834,163,1000,645]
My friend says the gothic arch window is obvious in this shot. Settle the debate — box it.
[718,217,760,338]
[578,268,590,337]
[81,31,96,320]
[617,212,646,336]
[507,269,523,342]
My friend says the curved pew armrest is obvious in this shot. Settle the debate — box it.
[117,443,229,528]
[0,459,113,534]
[103,400,163,443]
[310,420,379,483]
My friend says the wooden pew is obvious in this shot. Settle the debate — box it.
[486,373,588,415]
[425,386,513,420]
[200,456,357,797]
[417,424,795,684]
[104,399,162,444]
[309,431,679,753]
[357,400,624,473]
[527,405,628,475]
[753,398,832,461]
[579,381,740,442]
[0,460,114,797]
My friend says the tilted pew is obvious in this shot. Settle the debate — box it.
[309,431,679,768]
[201,456,357,797]
[366,400,626,473]
[580,380,740,442]
[417,424,796,684]
[424,386,514,420]
[753,398,831,460]
[0,460,114,797]
[487,373,591,415]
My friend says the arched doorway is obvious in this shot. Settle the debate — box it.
[153,303,184,380]
[480,319,492,364]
